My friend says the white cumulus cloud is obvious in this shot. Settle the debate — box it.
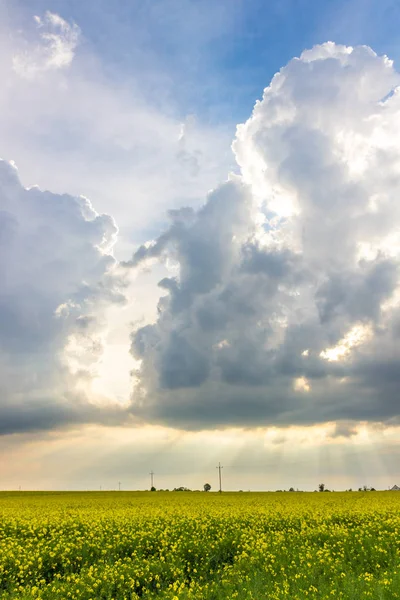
[13,11,80,79]
[126,43,400,431]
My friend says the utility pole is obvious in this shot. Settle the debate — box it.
[150,471,154,489]
[118,482,121,491]
[216,462,223,493]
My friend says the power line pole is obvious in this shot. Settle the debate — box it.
[150,471,154,489]
[118,482,121,491]
[216,462,223,493]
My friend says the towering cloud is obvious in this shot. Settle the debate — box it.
[127,43,400,430]
[0,160,125,434]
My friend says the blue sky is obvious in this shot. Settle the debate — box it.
[8,0,400,124]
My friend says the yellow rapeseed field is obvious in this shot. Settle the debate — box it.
[0,491,399,599]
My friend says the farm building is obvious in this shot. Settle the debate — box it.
[390,485,400,491]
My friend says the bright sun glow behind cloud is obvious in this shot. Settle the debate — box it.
[320,324,373,361]
[293,376,311,392]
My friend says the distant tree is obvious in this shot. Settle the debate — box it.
[358,487,363,492]
[150,486,156,492]
[319,483,325,492]
[204,483,211,492]
[289,487,295,492]
[370,487,376,491]
[363,485,368,492]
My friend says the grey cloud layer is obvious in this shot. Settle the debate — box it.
[128,44,400,429]
[0,160,126,434]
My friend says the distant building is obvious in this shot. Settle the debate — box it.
[390,484,400,491]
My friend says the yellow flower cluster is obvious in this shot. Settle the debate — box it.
[0,490,399,599]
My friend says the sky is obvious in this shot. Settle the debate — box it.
[1,0,400,492]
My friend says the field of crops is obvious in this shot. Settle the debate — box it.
[1,491,400,599]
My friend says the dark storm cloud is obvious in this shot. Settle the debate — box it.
[0,396,125,435]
